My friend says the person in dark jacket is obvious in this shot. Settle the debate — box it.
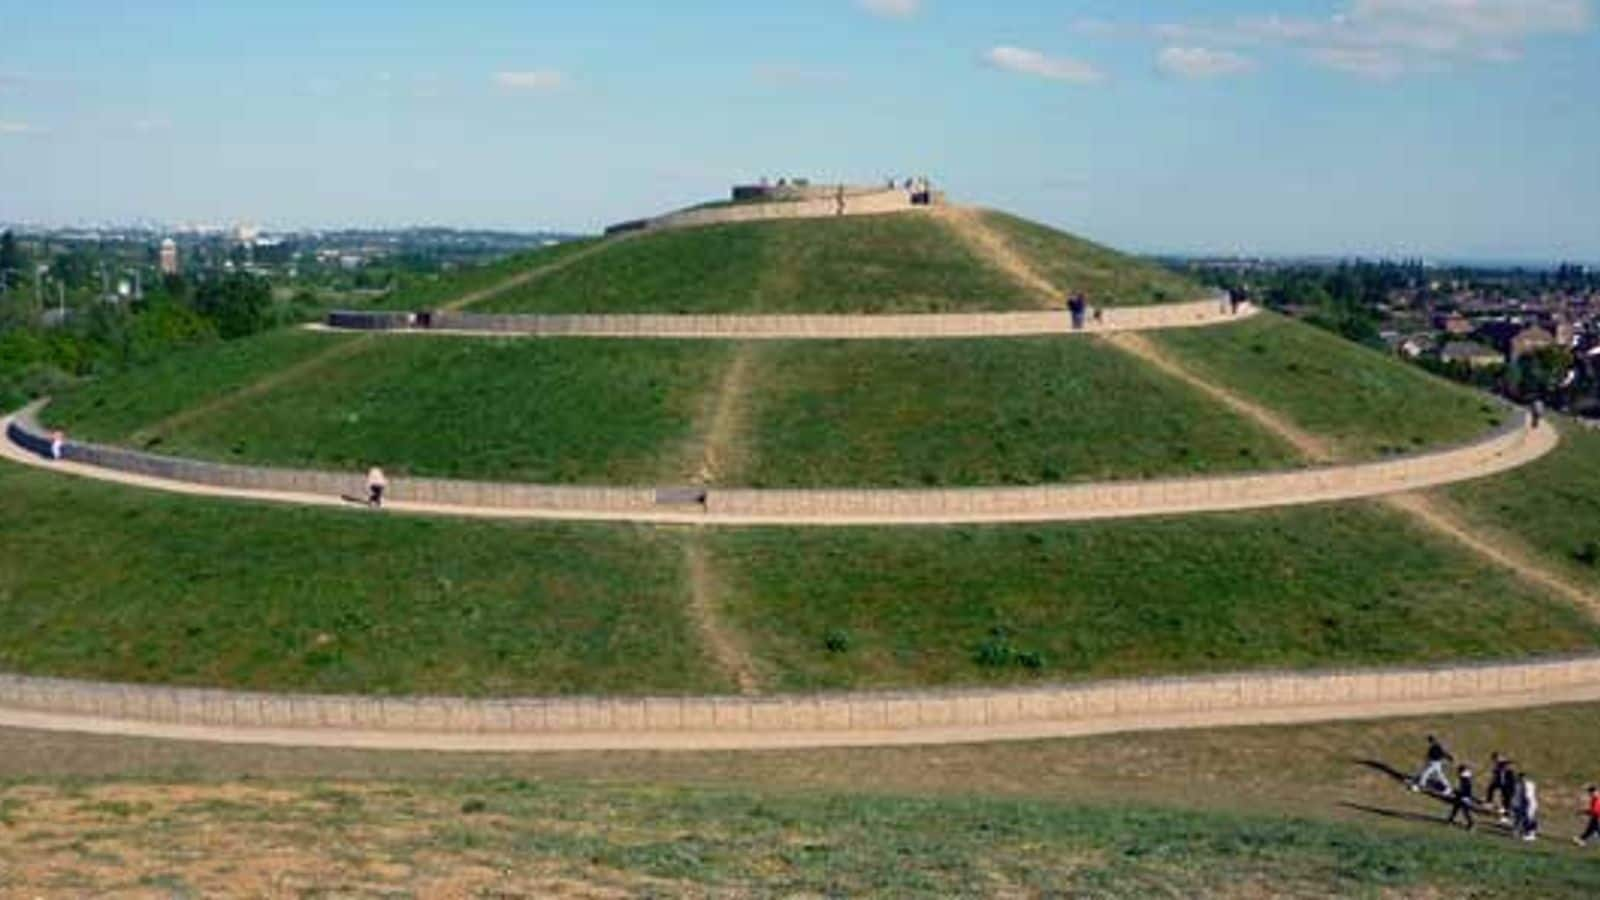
[1447,764,1476,830]
[1411,734,1454,795]
[1485,753,1515,819]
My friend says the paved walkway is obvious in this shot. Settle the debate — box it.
[2,405,1555,527]
[0,657,1596,752]
[315,298,1256,341]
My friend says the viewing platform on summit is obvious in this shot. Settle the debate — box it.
[606,176,943,236]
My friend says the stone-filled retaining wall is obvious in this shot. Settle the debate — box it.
[8,403,1536,525]
[0,654,1597,741]
[325,297,1250,340]
[643,188,921,233]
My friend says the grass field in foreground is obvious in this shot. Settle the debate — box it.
[42,329,359,445]
[128,336,733,484]
[4,777,1596,898]
[1150,314,1504,459]
[0,464,725,696]
[1443,418,1600,595]
[708,502,1600,691]
[731,338,1300,487]
[979,210,1207,306]
[474,214,1039,314]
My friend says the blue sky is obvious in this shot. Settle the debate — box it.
[2,1,1597,261]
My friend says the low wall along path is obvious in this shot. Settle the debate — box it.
[2,401,1556,527]
[318,297,1255,340]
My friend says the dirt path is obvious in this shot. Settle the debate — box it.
[690,345,761,485]
[440,237,623,311]
[946,217,1600,619]
[682,540,763,695]
[932,207,1064,307]
[1107,334,1598,614]
[130,335,375,445]
[1106,332,1337,463]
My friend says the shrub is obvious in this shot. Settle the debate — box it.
[823,629,851,654]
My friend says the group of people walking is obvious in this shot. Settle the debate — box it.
[1411,734,1600,846]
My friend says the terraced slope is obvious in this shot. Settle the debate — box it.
[471,213,1195,314]
[3,460,1594,696]
[1149,313,1505,460]
[974,211,1205,307]
[42,332,1304,487]
[707,505,1600,691]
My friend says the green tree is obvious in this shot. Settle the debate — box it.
[193,273,271,339]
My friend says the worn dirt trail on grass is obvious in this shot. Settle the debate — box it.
[933,207,1064,308]
[950,217,1600,621]
[1109,332,1599,614]
[689,345,761,485]
[130,335,375,445]
[442,236,624,311]
[682,540,764,695]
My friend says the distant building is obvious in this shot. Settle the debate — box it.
[159,238,178,275]
[1510,326,1556,359]
[1439,341,1504,369]
[1439,314,1474,336]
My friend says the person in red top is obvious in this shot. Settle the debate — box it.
[1575,785,1600,847]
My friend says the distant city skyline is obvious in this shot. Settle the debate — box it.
[2,1,1597,261]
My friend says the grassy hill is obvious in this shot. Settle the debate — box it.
[1150,314,1506,459]
[2,459,1592,695]
[978,211,1207,306]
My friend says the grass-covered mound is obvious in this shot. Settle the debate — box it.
[0,464,725,696]
[43,329,362,444]
[1150,314,1504,458]
[52,334,732,484]
[707,502,1600,691]
[732,338,1299,487]
[473,214,1043,314]
[978,211,1206,307]
[1444,419,1600,594]
[365,239,599,311]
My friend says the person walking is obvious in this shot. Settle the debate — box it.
[366,466,388,509]
[1532,399,1545,429]
[1068,293,1087,330]
[48,430,64,461]
[1447,764,1477,830]
[1485,753,1515,821]
[1575,785,1600,847]
[1411,734,1454,795]
[1515,774,1540,841]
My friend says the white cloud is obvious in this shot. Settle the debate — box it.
[1115,1,1593,78]
[0,121,42,135]
[1157,47,1257,79]
[983,46,1106,84]
[493,70,567,91]
[858,0,920,19]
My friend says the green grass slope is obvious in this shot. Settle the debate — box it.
[70,335,732,484]
[364,239,599,311]
[1150,314,1505,458]
[474,215,1041,314]
[0,464,725,696]
[43,329,360,444]
[1443,419,1600,594]
[979,211,1207,306]
[731,338,1299,487]
[707,502,1600,691]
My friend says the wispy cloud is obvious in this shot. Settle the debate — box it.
[493,70,567,91]
[0,121,43,135]
[858,0,921,20]
[1157,47,1257,79]
[983,46,1106,84]
[753,64,849,88]
[1104,1,1593,78]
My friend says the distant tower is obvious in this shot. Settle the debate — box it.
[159,238,178,276]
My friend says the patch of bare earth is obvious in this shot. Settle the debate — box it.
[683,539,765,695]
[932,206,1064,307]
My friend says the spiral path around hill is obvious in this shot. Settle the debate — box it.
[4,206,1597,753]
